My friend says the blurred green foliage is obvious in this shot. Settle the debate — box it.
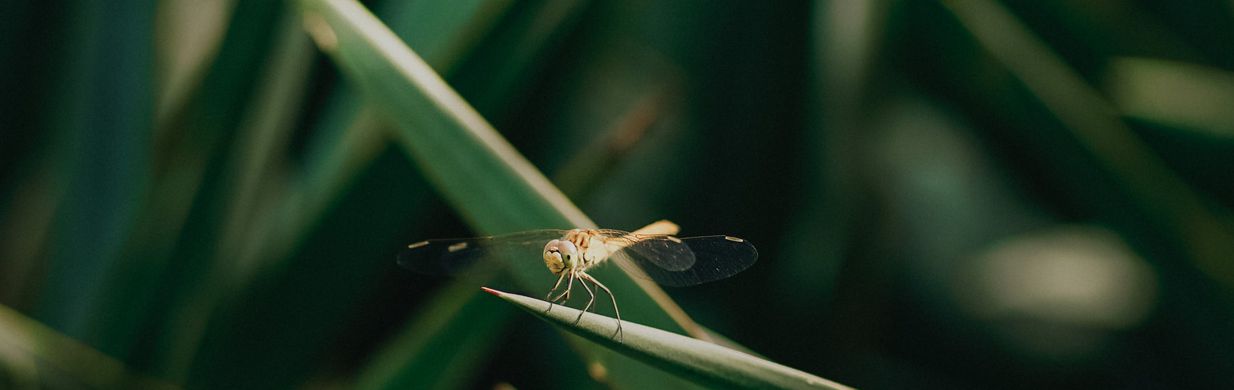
[2,0,1234,388]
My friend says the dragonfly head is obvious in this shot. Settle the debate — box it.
[543,239,579,274]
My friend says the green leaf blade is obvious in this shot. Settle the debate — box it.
[296,0,740,388]
[484,287,852,390]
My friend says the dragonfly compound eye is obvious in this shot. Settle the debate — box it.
[543,239,579,274]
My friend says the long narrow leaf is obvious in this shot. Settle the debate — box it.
[296,0,715,387]
[483,287,851,390]
[0,305,175,389]
[200,2,518,388]
[1106,57,1234,138]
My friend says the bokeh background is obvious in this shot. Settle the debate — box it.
[3,0,1234,388]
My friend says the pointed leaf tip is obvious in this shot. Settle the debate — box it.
[489,290,852,389]
[480,286,502,296]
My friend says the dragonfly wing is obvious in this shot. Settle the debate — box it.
[396,238,488,275]
[680,235,758,283]
[612,235,757,287]
[612,235,696,271]
[397,230,566,275]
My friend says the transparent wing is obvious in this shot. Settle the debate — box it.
[593,229,696,271]
[398,229,758,287]
[396,230,567,275]
[611,235,758,287]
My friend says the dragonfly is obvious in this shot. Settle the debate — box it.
[396,220,758,338]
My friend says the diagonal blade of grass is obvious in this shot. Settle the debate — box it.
[353,72,638,388]
[0,304,176,389]
[356,77,678,389]
[380,0,513,75]
[175,2,521,388]
[299,0,584,233]
[297,0,694,329]
[1106,57,1234,138]
[263,0,514,265]
[296,0,720,387]
[154,0,237,130]
[250,0,511,284]
[184,2,521,388]
[259,0,514,266]
[359,220,679,389]
[483,288,851,390]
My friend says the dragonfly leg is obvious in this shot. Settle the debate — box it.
[551,270,576,304]
[545,271,569,313]
[574,274,596,324]
[546,271,568,301]
[583,273,622,340]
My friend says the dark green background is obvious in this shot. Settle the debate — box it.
[3,0,1233,388]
